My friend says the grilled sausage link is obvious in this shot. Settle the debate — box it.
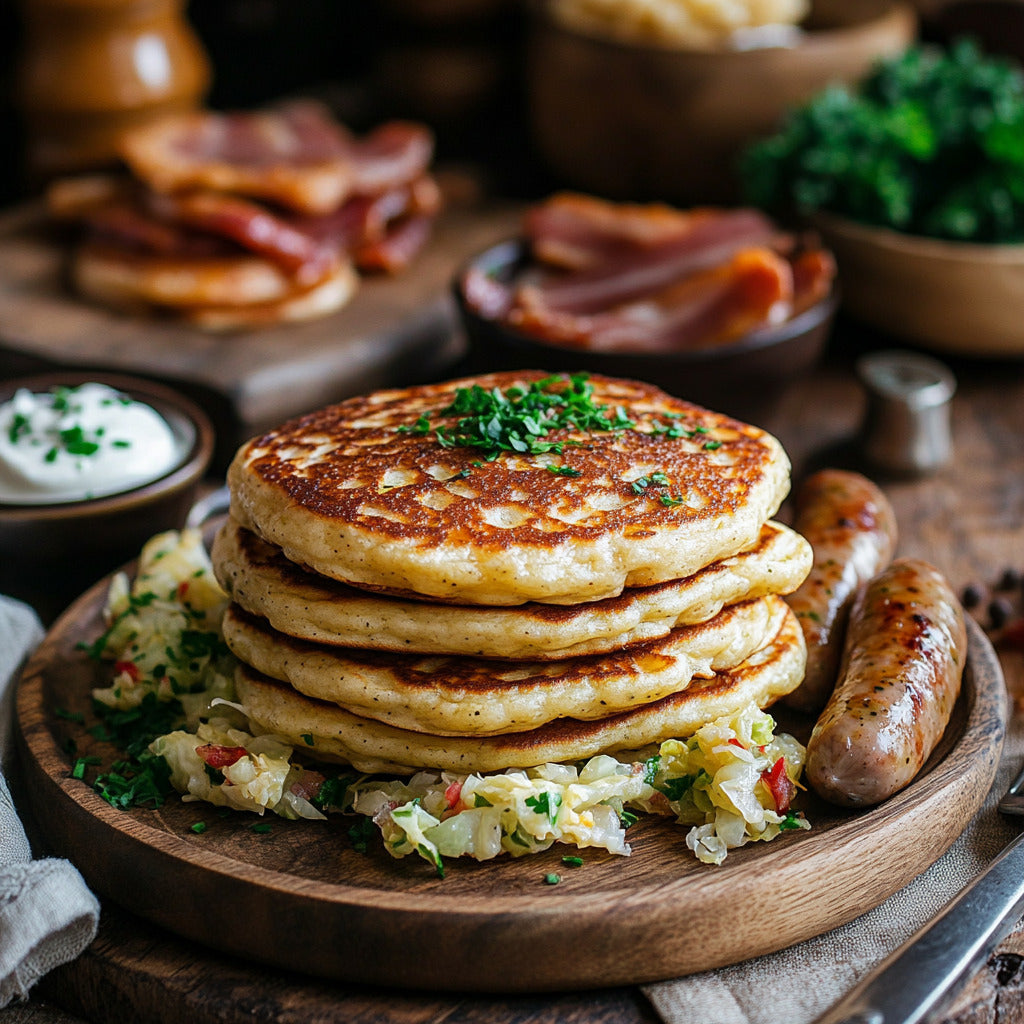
[784,469,897,714]
[805,557,967,808]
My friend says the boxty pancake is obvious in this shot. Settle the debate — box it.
[222,594,789,735]
[212,517,811,659]
[233,601,806,774]
[226,371,791,606]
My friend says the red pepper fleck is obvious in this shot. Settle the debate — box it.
[727,738,746,749]
[444,780,464,810]
[760,757,795,814]
[177,580,189,600]
[114,660,140,681]
[197,744,248,769]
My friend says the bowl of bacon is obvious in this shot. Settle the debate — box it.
[454,193,839,418]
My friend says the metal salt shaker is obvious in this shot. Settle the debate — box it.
[856,350,957,476]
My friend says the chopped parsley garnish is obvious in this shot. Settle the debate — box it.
[347,817,376,853]
[546,464,582,477]
[632,473,686,507]
[191,821,207,834]
[561,855,584,867]
[399,374,635,457]
[544,873,561,885]
[71,755,101,780]
[8,412,30,444]
[658,774,698,802]
[93,754,173,810]
[313,774,357,812]
[525,790,562,824]
[251,822,272,835]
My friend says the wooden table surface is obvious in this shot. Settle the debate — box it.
[4,316,1024,1021]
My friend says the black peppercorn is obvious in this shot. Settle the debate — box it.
[989,597,1015,630]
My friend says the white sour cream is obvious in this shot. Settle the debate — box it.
[0,382,181,505]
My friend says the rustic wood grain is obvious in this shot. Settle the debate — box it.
[6,277,1024,1022]
[12,567,1004,999]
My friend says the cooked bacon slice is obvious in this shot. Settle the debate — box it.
[346,121,435,197]
[353,214,434,274]
[289,174,442,256]
[118,101,434,216]
[508,248,795,354]
[519,207,780,316]
[526,192,726,270]
[144,190,341,287]
[791,246,837,315]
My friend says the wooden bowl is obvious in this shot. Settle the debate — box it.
[0,371,214,618]
[452,237,839,420]
[814,212,1024,357]
[526,0,917,204]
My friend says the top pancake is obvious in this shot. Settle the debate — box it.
[227,371,791,606]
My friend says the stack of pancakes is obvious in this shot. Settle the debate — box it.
[212,371,812,775]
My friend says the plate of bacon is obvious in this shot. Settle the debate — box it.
[45,100,441,330]
[454,192,839,419]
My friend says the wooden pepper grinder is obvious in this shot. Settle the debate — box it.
[15,0,210,181]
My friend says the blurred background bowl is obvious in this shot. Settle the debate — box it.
[814,212,1024,357]
[453,237,839,420]
[526,0,917,204]
[0,371,214,620]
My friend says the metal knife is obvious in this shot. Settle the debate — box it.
[812,762,1024,1024]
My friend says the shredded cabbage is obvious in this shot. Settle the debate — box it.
[88,530,812,871]
[150,719,325,820]
[91,529,235,725]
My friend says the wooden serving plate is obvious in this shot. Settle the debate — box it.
[15,577,1007,994]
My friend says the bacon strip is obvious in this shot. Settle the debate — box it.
[519,207,780,316]
[526,192,721,269]
[145,190,341,286]
[509,248,795,354]
[118,101,436,216]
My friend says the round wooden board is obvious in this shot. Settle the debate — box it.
[15,578,1007,994]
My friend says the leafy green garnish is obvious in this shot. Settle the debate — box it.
[93,754,173,810]
[400,374,635,457]
[741,39,1024,242]
[525,790,562,824]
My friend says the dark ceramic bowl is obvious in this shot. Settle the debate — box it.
[0,371,214,619]
[453,238,839,421]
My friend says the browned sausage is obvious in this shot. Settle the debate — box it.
[784,469,897,714]
[805,557,967,808]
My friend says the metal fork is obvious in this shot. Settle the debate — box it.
[812,761,1024,1024]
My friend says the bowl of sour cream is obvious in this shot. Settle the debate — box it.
[0,372,214,615]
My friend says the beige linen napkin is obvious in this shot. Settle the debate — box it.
[642,711,1020,1024]
[0,594,100,1007]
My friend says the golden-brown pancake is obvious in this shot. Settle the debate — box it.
[227,371,791,606]
[233,601,806,774]
[72,242,358,326]
[212,516,811,659]
[222,594,789,735]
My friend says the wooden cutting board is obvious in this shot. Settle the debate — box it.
[0,194,522,460]
[15,576,1007,994]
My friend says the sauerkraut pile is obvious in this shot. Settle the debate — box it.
[82,530,810,870]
